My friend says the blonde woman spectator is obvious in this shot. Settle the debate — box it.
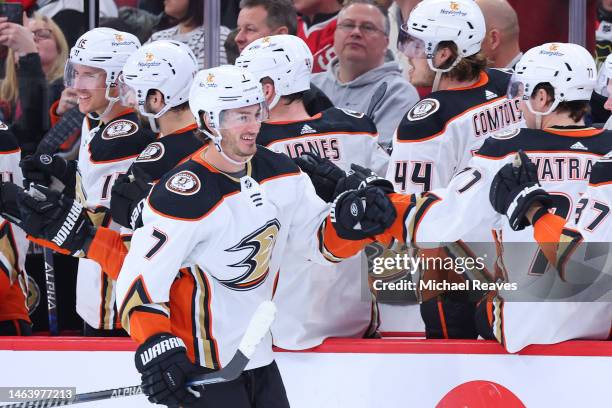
[0,13,68,154]
[148,0,229,69]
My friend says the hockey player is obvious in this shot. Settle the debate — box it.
[109,65,394,407]
[385,0,522,339]
[301,42,612,352]
[17,28,154,336]
[0,123,30,335]
[236,34,388,349]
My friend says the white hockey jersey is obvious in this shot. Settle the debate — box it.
[75,111,154,329]
[385,126,612,352]
[386,69,522,194]
[258,108,388,349]
[116,146,363,369]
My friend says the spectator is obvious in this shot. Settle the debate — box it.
[225,28,241,64]
[476,0,522,69]
[235,0,296,53]
[235,1,334,115]
[312,0,418,148]
[0,13,68,155]
[295,0,342,72]
[148,0,230,69]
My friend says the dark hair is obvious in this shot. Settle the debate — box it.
[339,0,390,36]
[437,41,487,83]
[165,0,204,28]
[146,90,190,113]
[239,0,298,35]
[532,83,590,122]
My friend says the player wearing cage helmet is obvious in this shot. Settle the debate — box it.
[385,0,522,339]
[111,65,395,407]
[236,34,389,349]
[16,28,155,335]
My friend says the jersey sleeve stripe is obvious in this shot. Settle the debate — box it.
[409,193,442,245]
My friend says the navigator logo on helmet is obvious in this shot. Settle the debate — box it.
[507,42,596,128]
[188,65,268,166]
[235,34,313,110]
[118,40,198,132]
[64,28,141,119]
[400,0,485,89]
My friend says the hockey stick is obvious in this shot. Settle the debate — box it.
[0,301,277,407]
[43,247,59,336]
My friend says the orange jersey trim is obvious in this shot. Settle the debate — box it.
[448,71,489,91]
[543,127,604,137]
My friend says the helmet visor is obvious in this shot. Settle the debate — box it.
[507,77,527,100]
[117,74,139,108]
[64,61,107,90]
[218,102,269,131]
[398,33,427,59]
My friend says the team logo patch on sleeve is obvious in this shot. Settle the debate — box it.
[492,128,520,140]
[406,98,440,121]
[102,119,139,140]
[137,142,165,162]
[0,120,7,130]
[165,171,201,195]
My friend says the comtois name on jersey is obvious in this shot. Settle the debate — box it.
[472,99,522,138]
[283,138,340,161]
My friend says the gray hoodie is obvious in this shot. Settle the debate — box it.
[312,57,419,149]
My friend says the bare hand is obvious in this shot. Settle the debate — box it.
[56,88,79,116]
[0,17,37,56]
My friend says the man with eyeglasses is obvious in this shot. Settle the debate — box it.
[312,0,418,150]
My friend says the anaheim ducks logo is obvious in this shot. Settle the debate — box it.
[166,170,201,195]
[137,142,165,162]
[102,119,138,139]
[218,219,281,291]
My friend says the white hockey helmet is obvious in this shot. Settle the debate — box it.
[119,40,198,121]
[65,28,140,89]
[400,0,485,72]
[507,43,596,117]
[235,35,313,110]
[189,65,268,164]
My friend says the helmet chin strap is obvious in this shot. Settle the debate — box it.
[267,93,281,111]
[535,113,543,130]
[202,129,253,167]
[427,55,462,92]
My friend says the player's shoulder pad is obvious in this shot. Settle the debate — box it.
[251,145,301,182]
[89,112,156,163]
[0,126,20,153]
[133,132,204,181]
[148,159,219,220]
[589,151,612,185]
[323,107,377,134]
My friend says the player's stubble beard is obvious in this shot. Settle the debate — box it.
[409,57,436,88]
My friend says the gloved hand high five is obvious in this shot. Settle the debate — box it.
[489,150,553,231]
[293,153,346,202]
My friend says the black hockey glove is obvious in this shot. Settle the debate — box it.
[331,186,396,240]
[135,333,205,408]
[17,185,94,256]
[0,181,25,224]
[110,167,152,230]
[294,152,346,202]
[489,150,553,231]
[334,163,394,198]
[19,153,77,194]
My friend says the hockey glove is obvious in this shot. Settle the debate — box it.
[135,333,205,408]
[110,167,152,230]
[334,163,394,198]
[0,182,25,224]
[294,152,346,202]
[17,185,94,256]
[19,153,77,194]
[489,150,553,231]
[331,186,396,240]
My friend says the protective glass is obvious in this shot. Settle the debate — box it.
[117,74,139,108]
[64,61,107,90]
[398,32,427,59]
[218,102,269,130]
